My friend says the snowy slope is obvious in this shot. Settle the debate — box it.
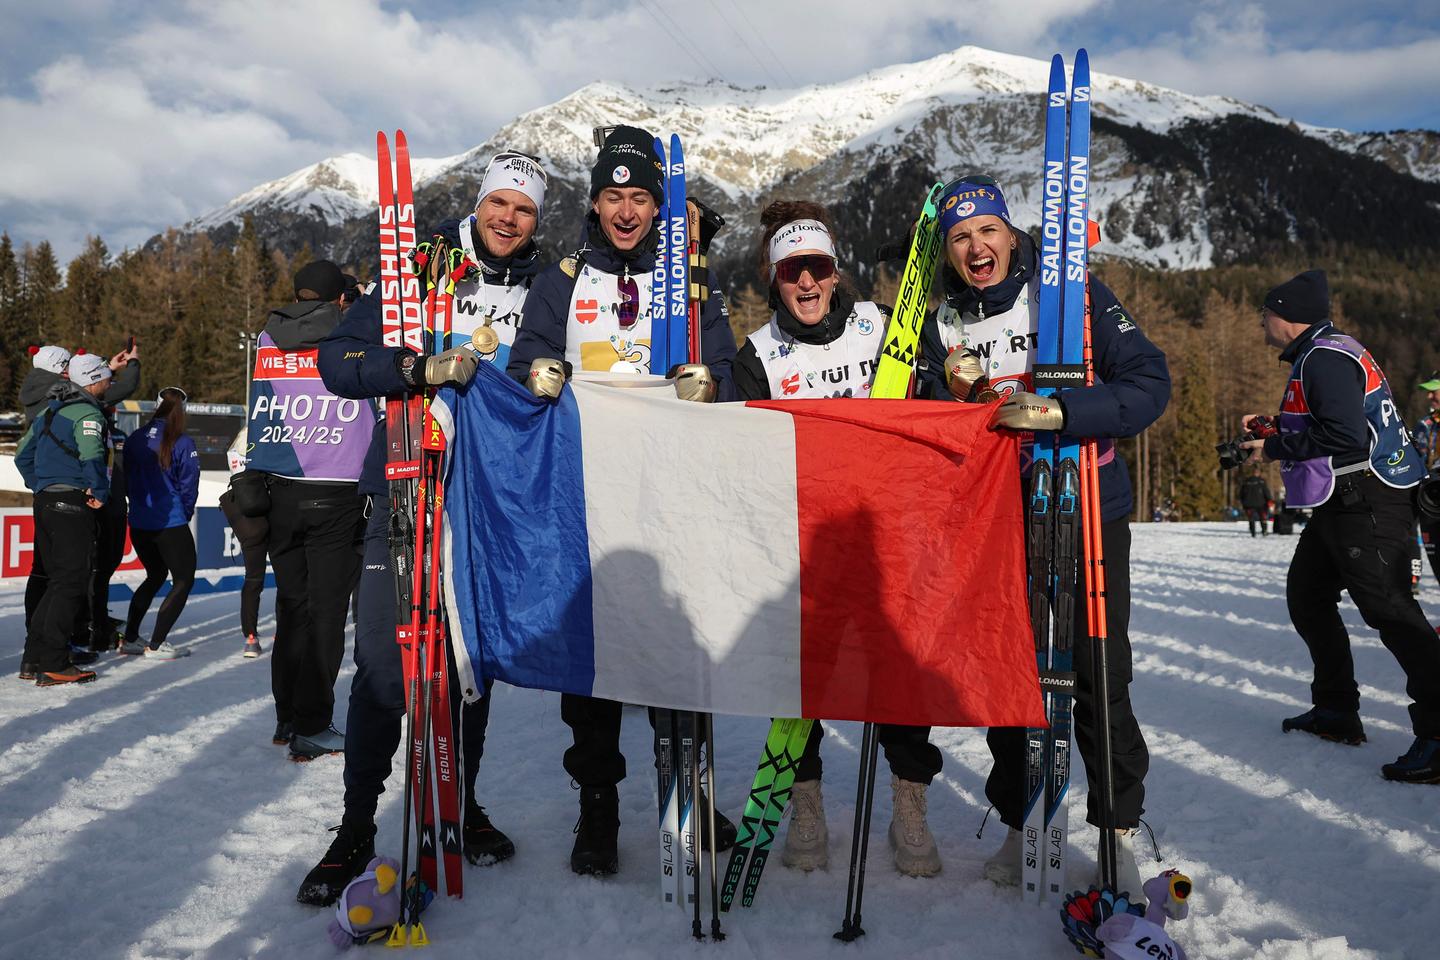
[0,523,1434,959]
[181,45,1440,272]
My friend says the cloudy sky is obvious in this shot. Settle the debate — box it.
[3,0,1437,262]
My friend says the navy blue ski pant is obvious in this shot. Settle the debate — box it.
[793,722,942,785]
[343,498,492,825]
[985,518,1149,831]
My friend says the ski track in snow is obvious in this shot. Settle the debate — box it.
[0,522,1434,959]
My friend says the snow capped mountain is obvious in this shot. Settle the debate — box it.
[181,45,1440,275]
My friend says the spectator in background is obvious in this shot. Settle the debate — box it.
[1240,466,1272,537]
[219,430,269,659]
[75,339,142,653]
[21,345,72,638]
[15,353,115,686]
[120,387,199,660]
[1414,372,1440,588]
[19,345,71,427]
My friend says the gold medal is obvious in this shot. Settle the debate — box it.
[472,325,500,355]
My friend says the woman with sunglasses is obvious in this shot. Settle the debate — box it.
[120,386,199,660]
[505,124,739,879]
[915,176,1170,900]
[732,199,946,879]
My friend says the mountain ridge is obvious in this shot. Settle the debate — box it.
[175,44,1440,282]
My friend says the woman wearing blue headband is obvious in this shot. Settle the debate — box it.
[917,175,1172,900]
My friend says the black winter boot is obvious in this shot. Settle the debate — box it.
[464,803,516,865]
[570,786,619,876]
[296,819,376,906]
[1282,707,1366,745]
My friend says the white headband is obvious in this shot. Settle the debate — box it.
[767,219,837,278]
[476,153,547,219]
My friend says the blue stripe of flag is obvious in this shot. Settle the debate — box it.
[442,362,596,696]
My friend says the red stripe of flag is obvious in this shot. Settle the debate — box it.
[749,398,1045,728]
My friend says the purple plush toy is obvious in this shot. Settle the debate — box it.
[1095,870,1192,960]
[327,855,401,949]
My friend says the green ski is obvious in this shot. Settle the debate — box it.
[719,718,813,910]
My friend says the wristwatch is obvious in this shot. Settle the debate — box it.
[397,351,419,387]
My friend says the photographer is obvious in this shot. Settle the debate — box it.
[1413,373,1439,587]
[1241,270,1440,783]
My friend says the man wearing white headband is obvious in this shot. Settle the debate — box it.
[299,149,551,908]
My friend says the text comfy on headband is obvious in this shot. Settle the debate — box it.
[767,220,837,279]
[938,176,1010,235]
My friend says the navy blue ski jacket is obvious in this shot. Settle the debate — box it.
[317,219,545,496]
[505,215,737,401]
[917,232,1171,521]
[125,415,200,529]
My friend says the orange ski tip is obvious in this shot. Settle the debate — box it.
[1087,219,1101,249]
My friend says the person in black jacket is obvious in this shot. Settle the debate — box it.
[23,341,139,647]
[506,125,738,877]
[1239,468,1272,536]
[298,153,548,906]
[1240,270,1440,784]
[915,176,1170,897]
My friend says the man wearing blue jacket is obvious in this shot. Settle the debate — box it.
[297,153,547,906]
[916,176,1171,898]
[505,125,738,877]
[15,353,116,686]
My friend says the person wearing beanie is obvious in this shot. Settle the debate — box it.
[18,345,70,427]
[20,337,138,653]
[504,123,739,877]
[14,352,114,686]
[248,261,373,765]
[915,174,1171,899]
[1412,372,1440,587]
[299,148,550,907]
[1239,270,1440,784]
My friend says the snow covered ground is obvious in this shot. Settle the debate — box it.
[0,522,1435,960]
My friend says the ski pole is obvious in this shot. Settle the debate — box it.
[835,721,879,942]
[703,712,724,941]
[690,712,704,940]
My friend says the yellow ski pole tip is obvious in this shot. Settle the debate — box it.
[386,923,407,948]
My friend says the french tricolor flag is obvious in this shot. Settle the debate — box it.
[437,363,1043,728]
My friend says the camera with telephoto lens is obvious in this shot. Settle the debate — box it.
[1418,476,1440,522]
[1216,415,1279,470]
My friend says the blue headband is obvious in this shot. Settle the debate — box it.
[938,180,1010,235]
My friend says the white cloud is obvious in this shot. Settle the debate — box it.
[1,0,1435,263]
[1102,4,1440,130]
